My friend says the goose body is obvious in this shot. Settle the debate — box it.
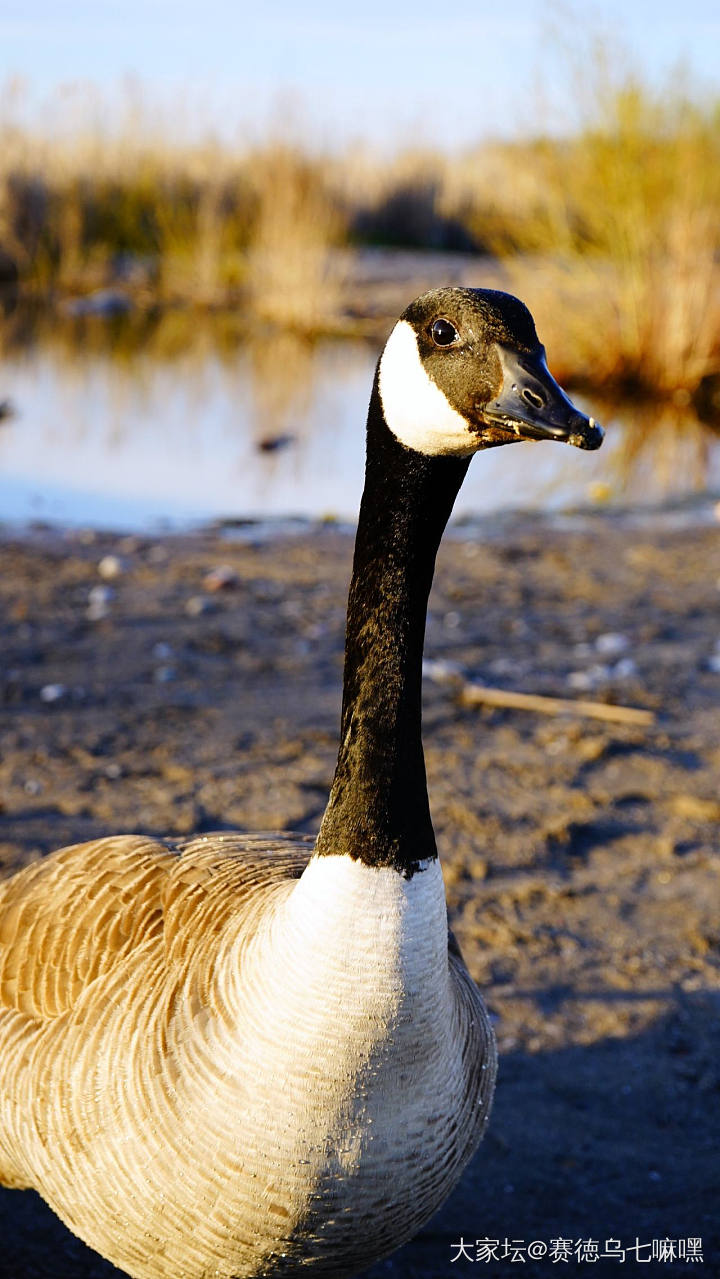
[0,288,602,1278]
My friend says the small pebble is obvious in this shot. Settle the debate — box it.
[97,555,124,580]
[708,653,720,673]
[595,632,630,656]
[203,565,238,592]
[89,584,115,606]
[105,763,122,779]
[444,611,461,630]
[87,583,115,621]
[24,778,42,794]
[613,657,638,679]
[185,595,215,617]
[567,665,611,691]
[422,658,462,683]
[154,665,176,683]
[152,641,173,660]
[40,683,65,703]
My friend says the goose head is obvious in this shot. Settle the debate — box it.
[378,286,604,457]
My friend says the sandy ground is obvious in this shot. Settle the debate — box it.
[0,510,718,1278]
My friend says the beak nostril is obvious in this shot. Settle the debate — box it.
[521,388,544,411]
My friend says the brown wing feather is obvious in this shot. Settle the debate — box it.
[0,832,312,1023]
[0,836,177,1020]
[160,833,311,985]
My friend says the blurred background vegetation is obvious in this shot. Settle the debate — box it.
[1,27,719,524]
[1,58,718,410]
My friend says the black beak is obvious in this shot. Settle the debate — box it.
[483,345,604,451]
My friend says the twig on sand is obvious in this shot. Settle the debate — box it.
[423,660,656,727]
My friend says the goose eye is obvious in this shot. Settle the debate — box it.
[430,318,459,347]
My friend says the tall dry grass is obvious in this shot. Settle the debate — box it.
[0,85,253,303]
[0,72,718,390]
[243,145,346,329]
[444,80,720,399]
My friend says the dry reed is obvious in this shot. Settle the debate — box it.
[0,71,718,392]
[448,80,720,399]
[243,145,345,329]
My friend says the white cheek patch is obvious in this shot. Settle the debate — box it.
[378,320,478,457]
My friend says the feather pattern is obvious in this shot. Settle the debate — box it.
[0,835,495,1278]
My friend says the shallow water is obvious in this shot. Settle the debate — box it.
[0,326,717,530]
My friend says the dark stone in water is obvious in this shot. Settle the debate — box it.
[257,433,296,453]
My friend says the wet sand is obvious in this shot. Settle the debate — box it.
[0,511,718,1277]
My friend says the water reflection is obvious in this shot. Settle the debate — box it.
[607,399,717,498]
[0,308,718,530]
[0,315,374,526]
[246,331,317,452]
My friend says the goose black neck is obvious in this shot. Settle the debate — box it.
[315,375,470,876]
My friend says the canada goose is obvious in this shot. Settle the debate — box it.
[0,287,602,1279]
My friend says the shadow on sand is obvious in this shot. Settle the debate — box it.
[1,992,717,1279]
